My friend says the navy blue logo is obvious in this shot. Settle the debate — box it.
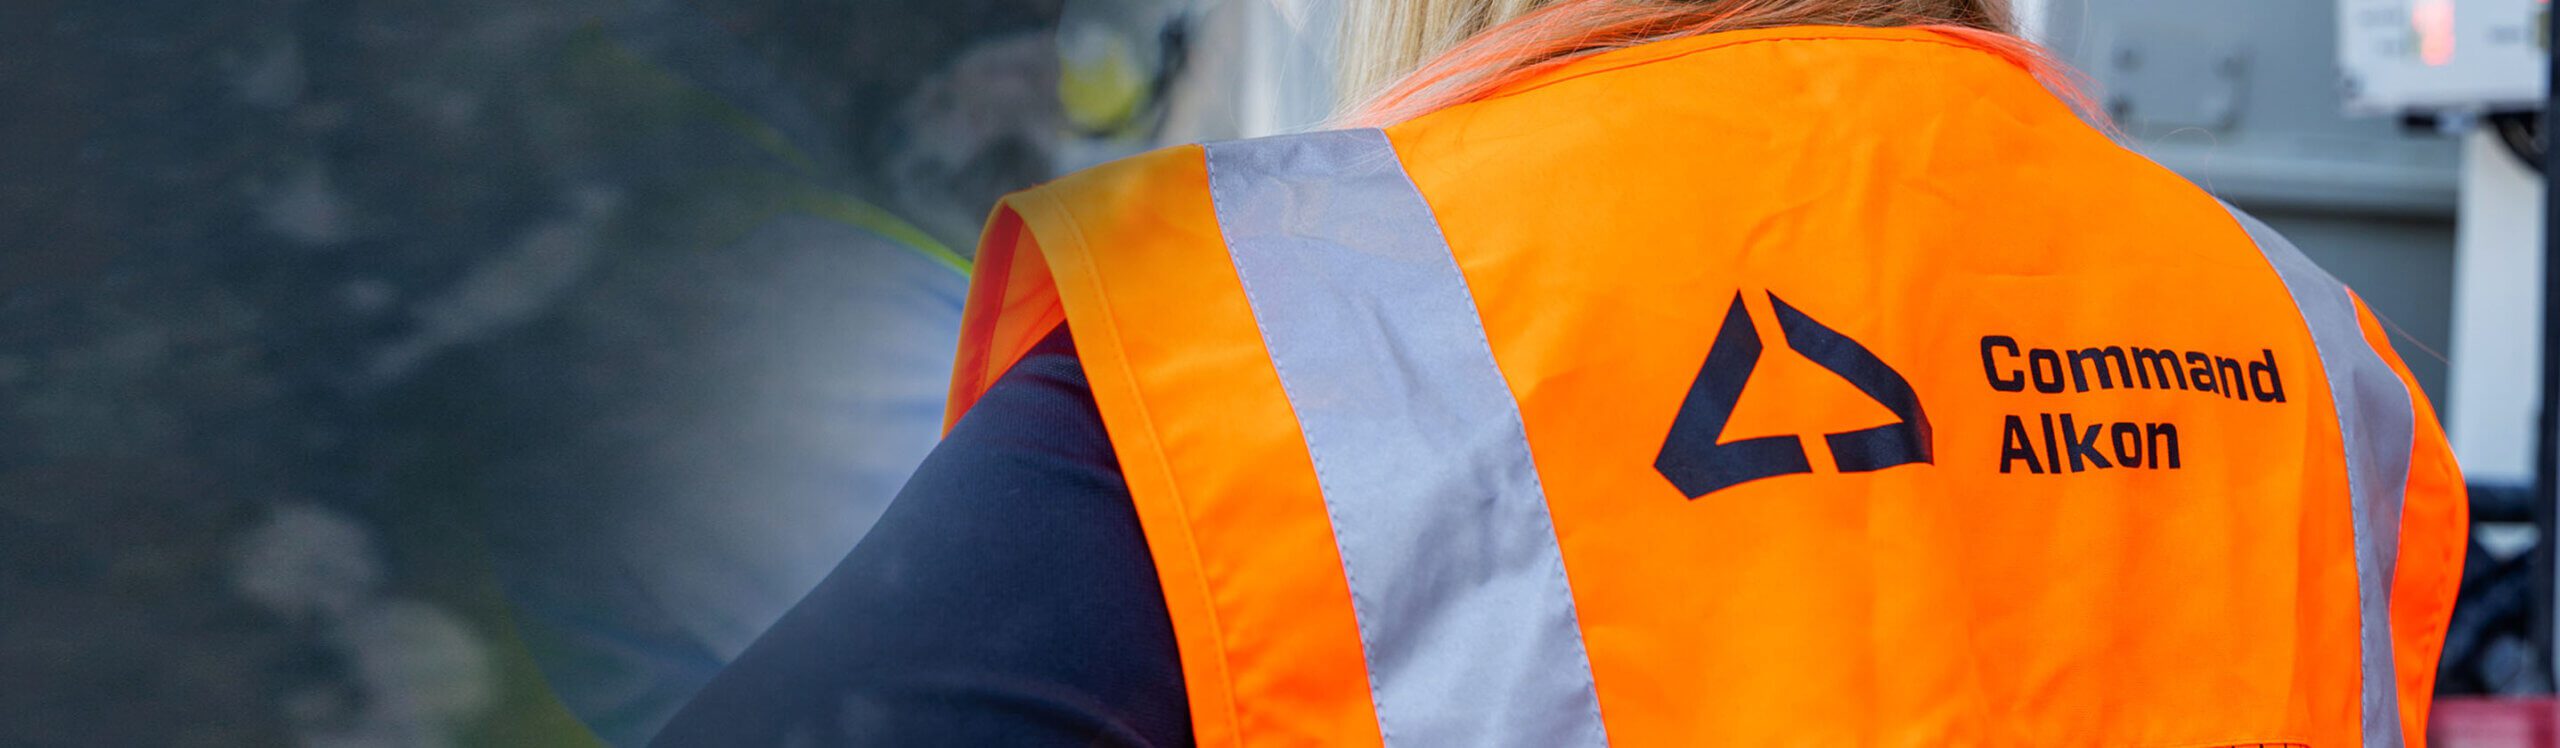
[1655,293,1934,499]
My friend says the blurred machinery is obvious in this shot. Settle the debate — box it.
[2339,0,2548,115]
[2066,0,2560,699]
[2334,0,2560,697]
[2024,0,2556,697]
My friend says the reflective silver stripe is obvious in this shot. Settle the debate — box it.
[1204,129,1610,748]
[2225,205,2417,747]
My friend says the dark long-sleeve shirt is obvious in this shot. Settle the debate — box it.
[651,325,1191,747]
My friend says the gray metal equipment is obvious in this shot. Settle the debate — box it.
[2039,0,2551,693]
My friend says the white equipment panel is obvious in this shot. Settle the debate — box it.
[2340,0,2549,114]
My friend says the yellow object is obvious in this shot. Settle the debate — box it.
[1059,32,1149,133]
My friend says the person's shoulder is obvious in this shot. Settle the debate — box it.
[980,142,1217,256]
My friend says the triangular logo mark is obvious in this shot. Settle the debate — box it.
[1654,292,1934,499]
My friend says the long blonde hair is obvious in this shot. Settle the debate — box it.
[1336,0,2081,126]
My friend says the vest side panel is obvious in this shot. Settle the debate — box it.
[2356,293,2468,746]
[987,146,1386,748]
[2228,204,2420,748]
[1386,30,2364,747]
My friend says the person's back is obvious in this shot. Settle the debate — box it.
[662,6,2468,748]
[942,23,2466,747]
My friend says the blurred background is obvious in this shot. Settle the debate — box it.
[4,0,2557,745]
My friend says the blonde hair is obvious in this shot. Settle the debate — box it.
[1336,0,2078,126]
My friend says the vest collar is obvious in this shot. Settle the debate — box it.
[1480,24,2026,103]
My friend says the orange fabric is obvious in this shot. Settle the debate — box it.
[957,150,1385,748]
[2354,294,2471,743]
[948,26,2466,747]
[945,208,1064,426]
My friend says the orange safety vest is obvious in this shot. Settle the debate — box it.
[945,26,2468,748]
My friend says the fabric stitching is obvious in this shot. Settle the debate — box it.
[1028,184,1251,748]
[2218,204,2413,746]
[2353,296,2448,728]
[1200,138,1398,746]
[1366,128,1614,746]
[957,208,1022,414]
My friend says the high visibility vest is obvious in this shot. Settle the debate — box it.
[945,25,2468,748]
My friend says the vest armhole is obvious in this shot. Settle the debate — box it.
[951,180,1249,748]
[945,202,1066,431]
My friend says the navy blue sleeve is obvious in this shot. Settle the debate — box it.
[651,325,1192,747]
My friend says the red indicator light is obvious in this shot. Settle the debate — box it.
[2414,0,2457,66]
